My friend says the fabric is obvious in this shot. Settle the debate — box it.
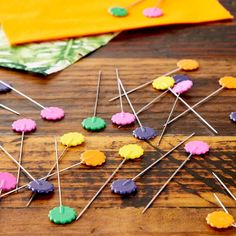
[0,32,115,75]
[0,0,233,45]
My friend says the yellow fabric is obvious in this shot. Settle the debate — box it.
[0,0,233,45]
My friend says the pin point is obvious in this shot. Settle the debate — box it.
[167,76,236,125]
[117,69,157,140]
[76,144,144,220]
[48,138,77,224]
[157,80,193,146]
[82,71,106,131]
[12,118,36,189]
[0,104,20,115]
[0,180,4,196]
[142,140,209,213]
[0,81,65,121]
[111,133,194,196]
[109,59,199,102]
[0,172,17,192]
[111,72,136,126]
[26,132,85,206]
[168,87,217,134]
[212,172,236,201]
[206,193,236,229]
[143,0,163,18]
[0,144,54,194]
[109,0,144,17]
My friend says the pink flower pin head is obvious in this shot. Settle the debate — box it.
[0,172,17,191]
[173,80,193,95]
[111,112,136,126]
[12,118,36,133]
[184,141,210,155]
[40,107,65,121]
[143,7,163,18]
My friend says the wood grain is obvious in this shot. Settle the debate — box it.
[0,0,235,235]
[0,136,235,235]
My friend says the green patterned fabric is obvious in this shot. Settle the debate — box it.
[0,30,115,75]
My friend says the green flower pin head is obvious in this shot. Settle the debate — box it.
[82,116,106,131]
[48,205,77,224]
[108,7,128,17]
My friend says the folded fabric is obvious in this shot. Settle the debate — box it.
[0,0,233,45]
[0,30,115,75]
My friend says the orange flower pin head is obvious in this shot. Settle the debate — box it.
[80,150,106,166]
[206,210,235,229]
[219,76,236,89]
[177,59,199,71]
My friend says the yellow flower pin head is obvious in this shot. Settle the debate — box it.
[152,76,175,90]
[80,150,106,166]
[119,144,144,159]
[219,76,236,89]
[177,59,199,71]
[60,132,85,147]
[206,211,235,229]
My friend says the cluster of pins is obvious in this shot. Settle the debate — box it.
[109,0,164,18]
[1,131,235,227]
[0,60,235,227]
[0,131,108,224]
[109,60,236,144]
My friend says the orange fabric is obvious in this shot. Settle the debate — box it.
[0,0,233,45]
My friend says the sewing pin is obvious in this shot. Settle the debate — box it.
[142,140,210,213]
[0,81,64,121]
[111,72,136,126]
[82,71,106,131]
[212,172,236,201]
[117,69,157,140]
[12,118,36,189]
[206,193,236,229]
[157,80,193,145]
[48,138,77,224]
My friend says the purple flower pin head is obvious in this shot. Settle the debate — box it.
[173,74,191,84]
[28,179,54,194]
[0,82,12,93]
[133,127,157,140]
[111,179,137,195]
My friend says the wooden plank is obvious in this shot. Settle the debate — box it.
[0,58,235,136]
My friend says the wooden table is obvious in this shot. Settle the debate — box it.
[0,1,235,235]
